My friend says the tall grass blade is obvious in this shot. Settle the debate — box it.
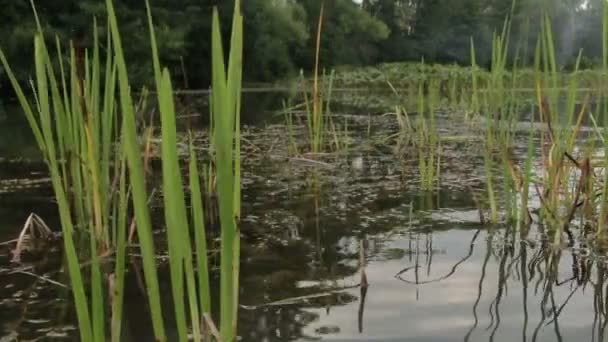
[105,0,166,339]
[211,1,243,339]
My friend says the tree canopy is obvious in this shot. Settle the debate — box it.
[0,0,605,93]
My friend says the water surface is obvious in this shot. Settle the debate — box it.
[0,92,606,341]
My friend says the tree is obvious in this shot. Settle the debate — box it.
[242,0,309,82]
[1,0,605,97]
[362,0,417,61]
[0,0,198,92]
[294,0,389,70]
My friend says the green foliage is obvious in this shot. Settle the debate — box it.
[295,0,389,69]
[0,0,388,93]
[0,0,197,93]
[3,0,244,340]
[0,2,130,339]
[2,0,608,96]
[243,0,308,81]
[7,2,602,114]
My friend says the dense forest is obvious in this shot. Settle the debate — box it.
[0,0,605,92]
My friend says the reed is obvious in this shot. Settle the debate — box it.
[146,2,201,339]
[105,0,168,338]
[415,71,441,191]
[326,112,348,152]
[385,78,413,148]
[113,0,244,338]
[299,4,338,155]
[211,1,243,338]
[0,1,132,339]
[2,0,243,340]
[599,0,608,236]
[283,100,300,156]
[11,0,608,339]
[145,0,243,340]
[473,7,515,224]
[529,13,591,243]
[469,39,479,120]
[517,115,536,229]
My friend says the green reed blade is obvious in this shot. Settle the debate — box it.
[90,228,105,342]
[34,35,94,342]
[228,4,243,221]
[85,122,106,342]
[189,138,212,315]
[324,70,335,121]
[145,4,193,338]
[67,44,87,226]
[102,62,117,234]
[301,71,314,148]
[600,0,608,235]
[91,20,101,144]
[184,258,202,341]
[212,1,243,339]
[105,0,166,339]
[470,38,479,115]
[312,4,324,153]
[158,69,190,342]
[565,51,583,150]
[56,37,73,140]
[145,0,163,87]
[232,91,242,329]
[111,150,128,342]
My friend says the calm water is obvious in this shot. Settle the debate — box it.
[0,92,606,341]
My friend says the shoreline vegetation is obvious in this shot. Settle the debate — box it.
[2,0,608,97]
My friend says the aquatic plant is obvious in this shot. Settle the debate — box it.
[0,2,128,339]
[289,4,341,156]
[124,1,243,340]
[416,77,441,191]
[387,61,440,192]
[283,100,300,156]
[1,0,243,340]
[598,0,608,237]
[304,4,327,155]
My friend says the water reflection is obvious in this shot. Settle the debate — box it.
[236,169,608,342]
[277,222,608,342]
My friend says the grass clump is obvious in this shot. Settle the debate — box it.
[1,0,243,340]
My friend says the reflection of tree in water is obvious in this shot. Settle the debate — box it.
[237,239,361,342]
[236,172,480,341]
[237,190,364,341]
[238,293,359,342]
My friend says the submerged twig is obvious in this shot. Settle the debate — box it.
[10,270,69,289]
[289,157,334,168]
[203,313,222,342]
[12,213,53,263]
[239,284,361,310]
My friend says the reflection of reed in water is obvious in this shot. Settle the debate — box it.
[481,231,608,342]
[358,239,369,333]
[483,230,607,342]
[392,226,608,342]
[395,229,481,286]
